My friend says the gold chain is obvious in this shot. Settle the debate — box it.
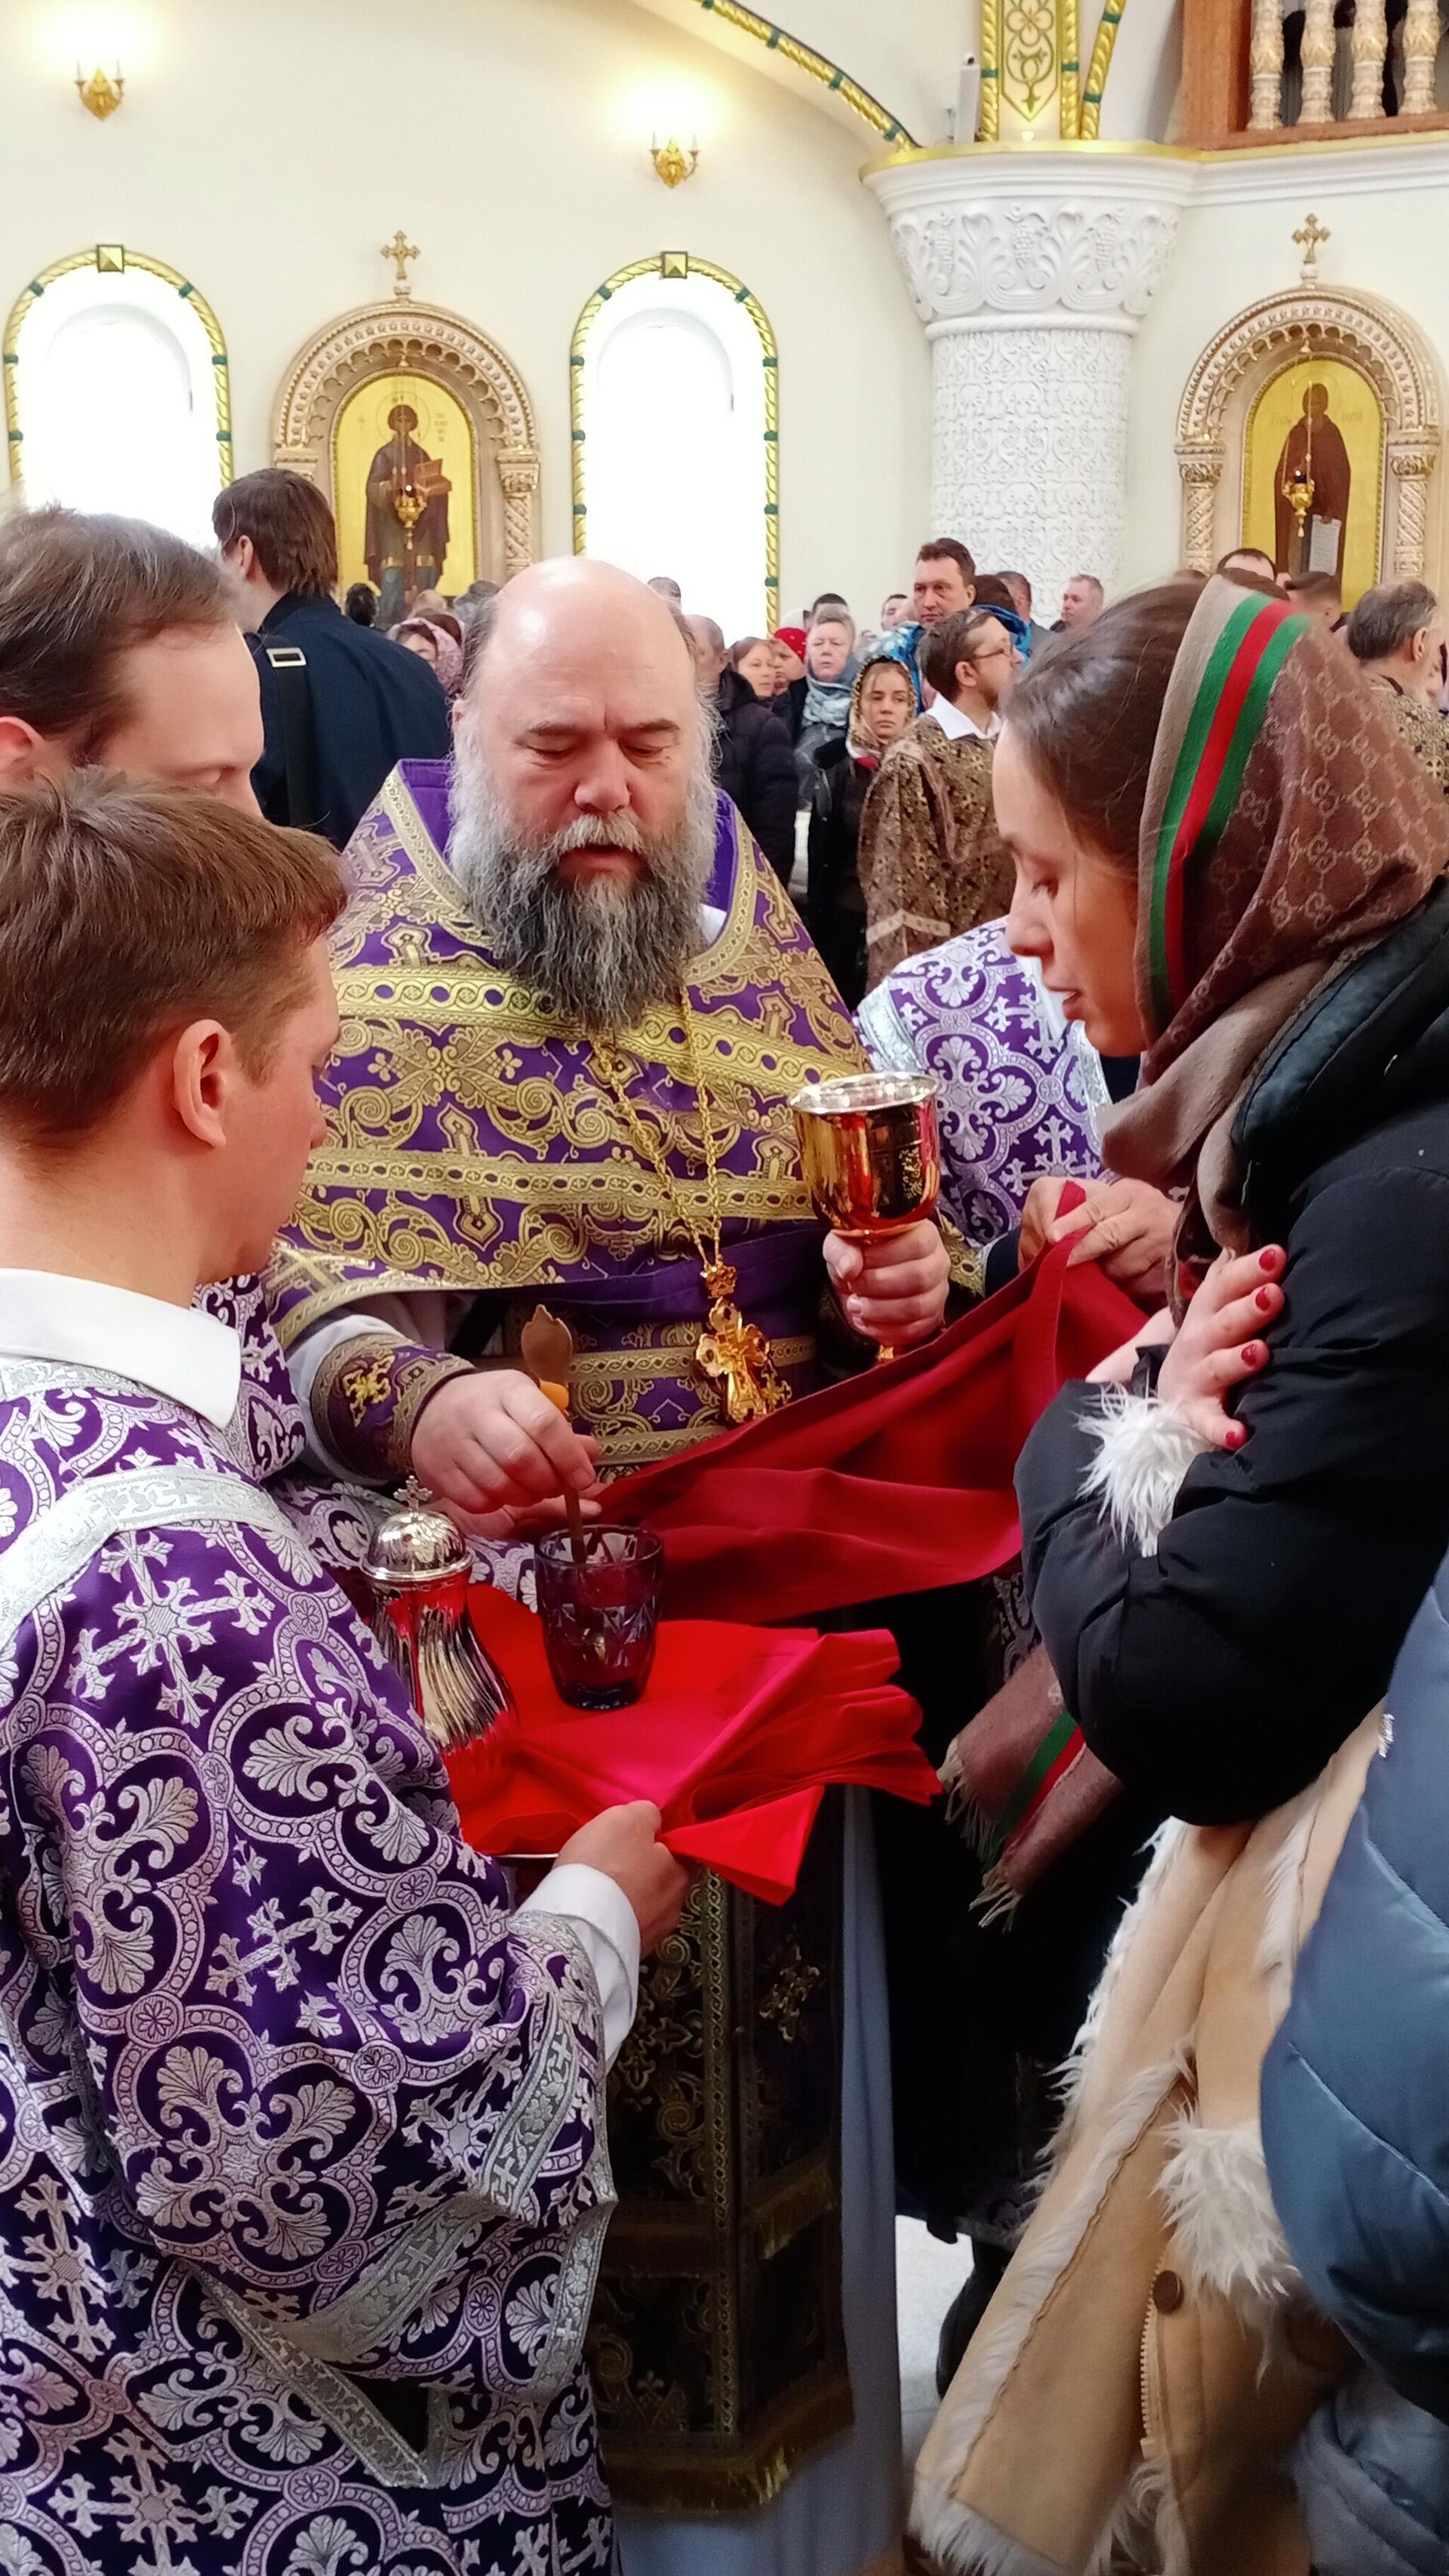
[586,989,789,1427]
[589,986,725,1268]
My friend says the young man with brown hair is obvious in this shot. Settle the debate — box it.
[214,464,451,846]
[0,770,684,2575]
[0,505,263,804]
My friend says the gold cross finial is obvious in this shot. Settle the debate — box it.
[1294,213,1330,282]
[381,231,420,299]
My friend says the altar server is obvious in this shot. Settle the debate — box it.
[0,774,684,2576]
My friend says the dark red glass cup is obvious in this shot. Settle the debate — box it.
[533,1526,663,1710]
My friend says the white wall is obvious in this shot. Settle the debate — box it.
[3,0,931,626]
[1122,143,1449,590]
[1096,0,1183,143]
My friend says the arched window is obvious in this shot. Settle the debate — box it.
[572,257,777,638]
[5,250,232,545]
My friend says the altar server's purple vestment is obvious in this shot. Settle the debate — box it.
[0,1319,615,2574]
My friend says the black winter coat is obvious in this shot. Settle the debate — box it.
[806,740,872,1006]
[711,668,798,882]
[770,676,808,745]
[250,592,451,849]
[1018,883,1449,1825]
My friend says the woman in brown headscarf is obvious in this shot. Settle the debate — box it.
[912,577,1449,2576]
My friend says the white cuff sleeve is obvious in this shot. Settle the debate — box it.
[519,1862,641,2069]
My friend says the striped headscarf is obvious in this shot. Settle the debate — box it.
[1137,574,1449,1084]
[1106,575,1449,1254]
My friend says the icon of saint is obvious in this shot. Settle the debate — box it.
[365,401,451,623]
[1273,382,1351,583]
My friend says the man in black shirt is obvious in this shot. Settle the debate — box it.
[214,469,451,848]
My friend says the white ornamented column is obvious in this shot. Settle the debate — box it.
[1389,439,1437,576]
[866,152,1193,607]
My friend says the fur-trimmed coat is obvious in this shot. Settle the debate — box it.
[909,1393,1376,2576]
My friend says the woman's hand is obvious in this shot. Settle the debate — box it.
[825,1220,950,1349]
[1156,1245,1285,1448]
[1020,1176,1180,1308]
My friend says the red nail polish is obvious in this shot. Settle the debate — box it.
[1256,1287,1275,1311]
[1226,1423,1246,1449]
[1244,1342,1265,1365]
[1259,1248,1278,1272]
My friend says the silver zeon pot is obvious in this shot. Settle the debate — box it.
[363,1503,512,1751]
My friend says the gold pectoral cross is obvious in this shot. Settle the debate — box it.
[694,1261,792,1427]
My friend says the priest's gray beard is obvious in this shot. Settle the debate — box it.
[449,734,719,1033]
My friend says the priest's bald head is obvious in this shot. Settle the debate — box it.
[449,558,718,1032]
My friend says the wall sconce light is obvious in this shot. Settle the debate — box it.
[76,63,125,118]
[651,134,699,188]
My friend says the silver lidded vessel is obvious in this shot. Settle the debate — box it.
[364,1503,513,1751]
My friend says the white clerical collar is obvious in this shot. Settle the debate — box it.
[0,1271,241,1428]
[931,694,999,743]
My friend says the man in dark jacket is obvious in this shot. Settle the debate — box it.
[686,615,797,882]
[214,468,451,848]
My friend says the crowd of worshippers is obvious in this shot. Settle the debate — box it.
[659,544,1449,1017]
[1,470,1449,2576]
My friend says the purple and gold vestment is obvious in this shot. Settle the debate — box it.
[269,762,864,1478]
[261,766,895,2534]
[0,1339,615,2575]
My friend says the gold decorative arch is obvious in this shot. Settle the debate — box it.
[1177,284,1442,583]
[272,300,540,580]
[570,254,780,629]
[4,245,232,493]
[1080,1,1128,140]
[680,1,915,143]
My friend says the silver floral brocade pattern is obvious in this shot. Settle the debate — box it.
[0,1343,616,2575]
[857,920,1108,1245]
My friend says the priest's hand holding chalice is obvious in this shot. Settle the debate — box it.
[793,1073,947,1361]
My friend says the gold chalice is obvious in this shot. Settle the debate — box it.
[792,1072,942,1364]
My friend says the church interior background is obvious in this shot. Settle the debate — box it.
[5,0,1448,626]
[6,0,1449,2505]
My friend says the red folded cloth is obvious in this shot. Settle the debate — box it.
[606,1235,1140,1623]
[446,1587,937,1904]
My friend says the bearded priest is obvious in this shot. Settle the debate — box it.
[270,560,954,2576]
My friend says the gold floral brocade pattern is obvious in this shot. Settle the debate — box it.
[273,771,866,1466]
[278,774,862,1328]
